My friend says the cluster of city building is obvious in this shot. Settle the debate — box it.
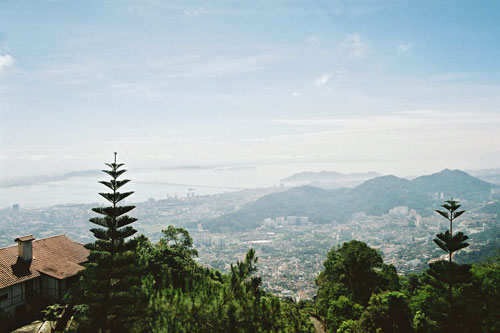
[0,192,497,302]
[191,204,497,300]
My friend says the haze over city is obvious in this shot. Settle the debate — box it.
[1,1,500,183]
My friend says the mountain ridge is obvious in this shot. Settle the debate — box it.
[280,170,382,183]
[203,169,497,231]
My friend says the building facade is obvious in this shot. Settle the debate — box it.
[0,235,89,319]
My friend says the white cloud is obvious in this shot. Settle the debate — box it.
[292,91,301,97]
[397,43,412,54]
[185,6,208,17]
[272,110,500,131]
[259,110,500,173]
[3,110,499,184]
[0,54,15,72]
[315,73,331,87]
[342,34,368,58]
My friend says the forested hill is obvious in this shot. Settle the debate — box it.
[412,168,494,199]
[203,169,497,231]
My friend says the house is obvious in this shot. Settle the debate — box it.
[0,235,89,319]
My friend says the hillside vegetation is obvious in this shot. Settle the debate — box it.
[17,160,497,333]
[205,169,496,231]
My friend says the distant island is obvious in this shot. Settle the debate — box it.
[0,170,101,188]
[280,170,382,189]
[281,170,382,183]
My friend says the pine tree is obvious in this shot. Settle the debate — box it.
[428,198,471,331]
[434,199,468,263]
[76,153,145,332]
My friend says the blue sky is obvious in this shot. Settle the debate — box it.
[1,0,500,181]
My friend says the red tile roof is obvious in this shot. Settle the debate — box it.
[0,235,89,290]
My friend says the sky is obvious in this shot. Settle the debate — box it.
[1,0,500,183]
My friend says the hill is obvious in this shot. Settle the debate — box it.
[280,171,381,183]
[342,175,431,216]
[203,169,496,231]
[412,169,494,200]
[202,186,349,231]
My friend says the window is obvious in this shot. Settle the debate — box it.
[0,293,7,301]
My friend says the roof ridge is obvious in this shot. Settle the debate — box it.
[33,234,66,242]
[0,234,89,289]
[0,234,68,250]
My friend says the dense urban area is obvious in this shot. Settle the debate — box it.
[2,184,498,301]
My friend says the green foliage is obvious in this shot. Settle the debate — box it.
[336,319,360,333]
[141,241,314,332]
[72,154,146,332]
[434,198,465,248]
[134,228,314,332]
[426,199,471,330]
[454,256,500,332]
[433,231,469,256]
[42,303,64,321]
[412,310,438,332]
[426,261,472,292]
[326,296,364,332]
[315,240,401,331]
[137,226,201,290]
[406,282,447,332]
[68,156,316,332]
[316,241,398,305]
[66,163,500,332]
[405,255,500,332]
[358,291,412,333]
[314,236,500,332]
[400,198,500,331]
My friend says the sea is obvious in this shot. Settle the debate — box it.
[0,163,325,209]
[0,160,391,209]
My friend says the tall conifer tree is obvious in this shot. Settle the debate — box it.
[434,199,468,263]
[428,198,471,331]
[77,153,144,332]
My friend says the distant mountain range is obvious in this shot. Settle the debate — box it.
[203,169,498,232]
[466,168,500,185]
[0,170,101,188]
[281,171,382,183]
[280,171,382,189]
[467,168,500,177]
